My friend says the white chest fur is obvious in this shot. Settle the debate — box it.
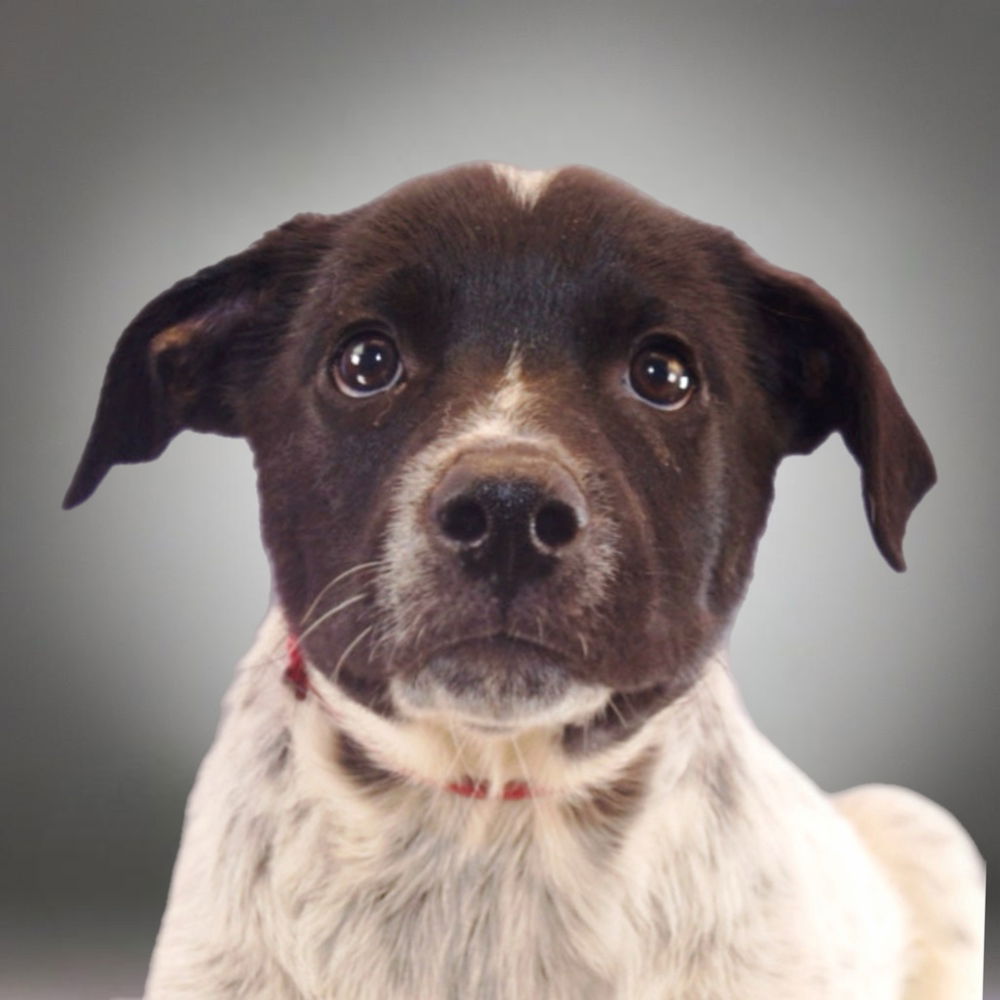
[145,610,981,1000]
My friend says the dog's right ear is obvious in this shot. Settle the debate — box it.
[63,213,338,509]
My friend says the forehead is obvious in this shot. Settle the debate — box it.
[321,165,739,343]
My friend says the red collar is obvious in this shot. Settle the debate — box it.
[444,776,534,800]
[283,635,537,801]
[284,635,311,700]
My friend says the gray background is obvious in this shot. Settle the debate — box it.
[2,1,996,996]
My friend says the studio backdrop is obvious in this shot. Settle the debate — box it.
[3,2,996,997]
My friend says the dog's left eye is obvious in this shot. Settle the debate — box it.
[331,331,404,396]
[628,340,697,410]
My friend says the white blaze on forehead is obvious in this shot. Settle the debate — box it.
[439,349,537,444]
[490,163,559,210]
[488,350,531,422]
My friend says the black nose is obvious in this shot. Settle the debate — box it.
[429,445,588,600]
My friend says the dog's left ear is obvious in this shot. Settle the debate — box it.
[742,248,936,571]
[63,213,339,509]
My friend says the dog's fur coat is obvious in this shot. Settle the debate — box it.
[66,164,984,999]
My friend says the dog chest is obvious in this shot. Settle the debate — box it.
[185,682,899,1000]
[148,614,905,1000]
[269,799,642,1000]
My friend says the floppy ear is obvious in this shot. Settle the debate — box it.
[743,249,936,571]
[63,213,338,509]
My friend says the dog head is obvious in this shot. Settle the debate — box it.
[66,164,934,773]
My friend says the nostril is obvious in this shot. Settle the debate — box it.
[439,497,489,545]
[533,500,579,550]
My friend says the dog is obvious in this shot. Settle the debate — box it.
[65,163,984,999]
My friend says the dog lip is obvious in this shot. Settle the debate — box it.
[410,633,574,719]
[461,720,519,735]
[433,633,565,659]
[423,633,569,673]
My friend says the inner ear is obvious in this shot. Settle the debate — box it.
[150,322,205,410]
[150,322,200,355]
[149,318,241,435]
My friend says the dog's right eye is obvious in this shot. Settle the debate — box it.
[330,330,404,396]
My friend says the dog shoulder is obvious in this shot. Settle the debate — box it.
[833,783,985,999]
[146,609,305,997]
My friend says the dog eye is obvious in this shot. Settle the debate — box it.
[331,330,403,396]
[628,341,696,410]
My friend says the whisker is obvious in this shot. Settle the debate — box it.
[608,695,629,730]
[332,624,374,685]
[510,734,544,821]
[442,715,471,781]
[365,627,396,667]
[300,561,382,629]
[252,590,371,681]
[297,592,368,647]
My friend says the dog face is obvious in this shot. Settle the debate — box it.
[65,164,934,751]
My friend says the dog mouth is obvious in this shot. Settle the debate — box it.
[392,633,607,730]
[426,635,569,693]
